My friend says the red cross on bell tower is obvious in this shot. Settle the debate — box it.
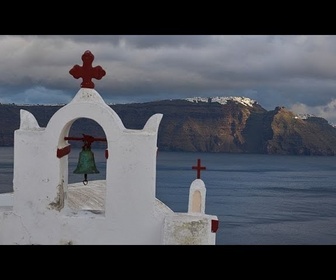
[192,158,206,179]
[69,50,106,89]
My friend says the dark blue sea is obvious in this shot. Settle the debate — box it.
[1,146,336,245]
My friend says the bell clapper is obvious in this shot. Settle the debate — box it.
[83,174,88,185]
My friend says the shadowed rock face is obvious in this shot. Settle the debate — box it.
[1,99,336,155]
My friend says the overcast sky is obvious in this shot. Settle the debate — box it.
[1,35,336,123]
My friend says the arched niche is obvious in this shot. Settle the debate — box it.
[191,190,202,213]
[67,117,107,184]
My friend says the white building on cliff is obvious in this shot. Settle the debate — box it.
[0,50,218,245]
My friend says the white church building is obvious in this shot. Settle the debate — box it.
[0,50,218,245]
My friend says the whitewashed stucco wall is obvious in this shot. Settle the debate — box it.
[0,87,218,245]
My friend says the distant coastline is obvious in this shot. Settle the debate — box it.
[1,97,336,155]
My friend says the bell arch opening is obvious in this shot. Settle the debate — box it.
[60,117,108,216]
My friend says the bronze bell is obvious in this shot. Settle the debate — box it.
[74,145,99,185]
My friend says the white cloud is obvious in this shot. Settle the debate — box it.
[290,98,336,124]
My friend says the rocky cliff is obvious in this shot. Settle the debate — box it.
[1,97,336,155]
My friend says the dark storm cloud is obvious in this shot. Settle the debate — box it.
[45,35,212,49]
[120,35,212,49]
[1,35,336,122]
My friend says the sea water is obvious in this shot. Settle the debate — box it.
[1,146,336,245]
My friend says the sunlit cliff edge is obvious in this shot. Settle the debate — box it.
[1,96,336,155]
